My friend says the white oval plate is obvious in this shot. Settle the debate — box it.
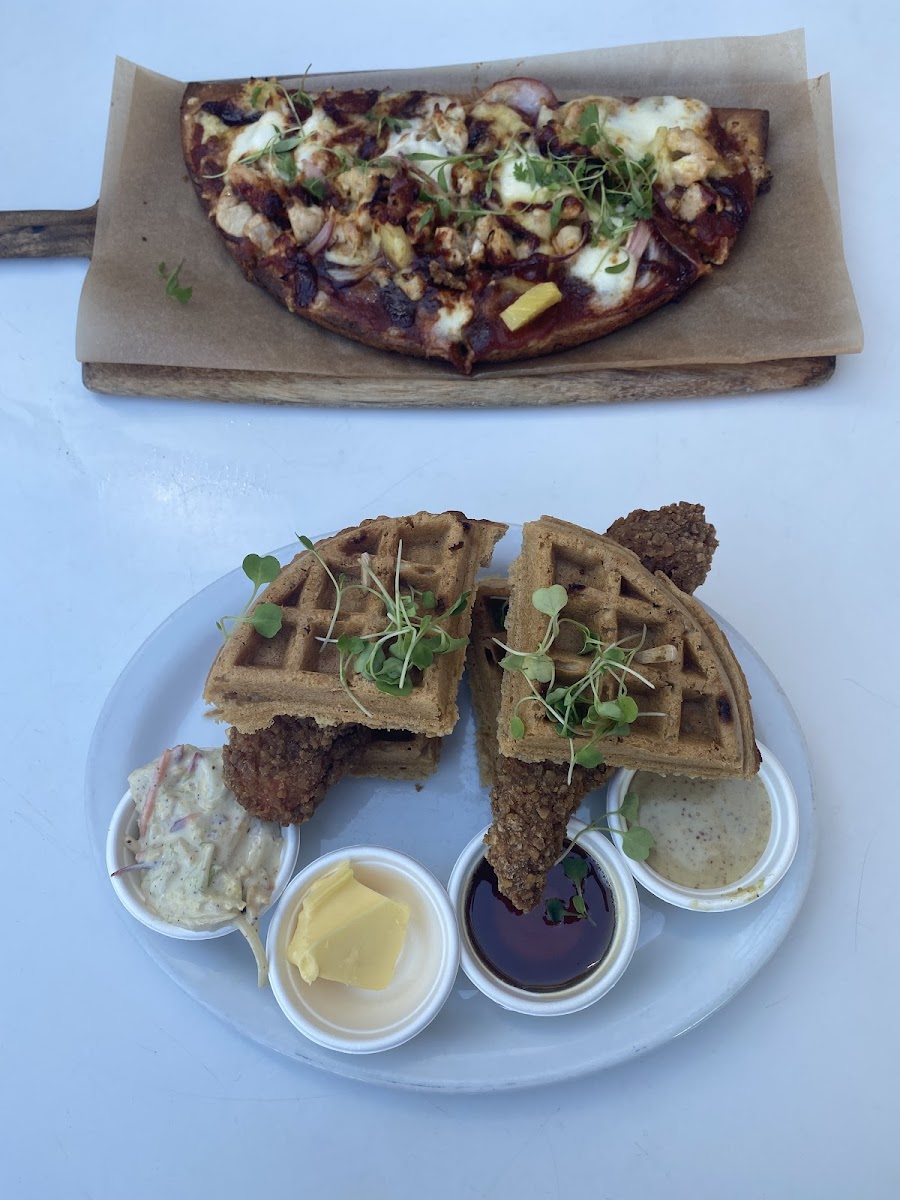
[85,526,816,1092]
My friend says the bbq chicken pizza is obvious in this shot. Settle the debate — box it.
[182,74,769,372]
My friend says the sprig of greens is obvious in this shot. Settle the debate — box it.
[616,789,655,861]
[509,104,656,269]
[297,535,470,718]
[403,143,513,229]
[288,65,315,115]
[544,796,655,923]
[217,554,283,639]
[496,587,664,783]
[544,852,594,926]
[157,261,193,304]
[229,128,307,182]
[364,110,411,139]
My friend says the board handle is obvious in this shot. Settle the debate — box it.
[0,202,97,258]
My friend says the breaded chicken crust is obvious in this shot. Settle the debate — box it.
[605,500,718,595]
[485,758,608,913]
[223,716,372,825]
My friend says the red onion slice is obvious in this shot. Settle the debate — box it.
[304,215,334,257]
[625,219,652,264]
[324,261,377,288]
[479,77,559,121]
[111,861,159,876]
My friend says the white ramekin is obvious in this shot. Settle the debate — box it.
[266,846,460,1054]
[447,819,641,1017]
[106,789,300,939]
[605,742,800,912]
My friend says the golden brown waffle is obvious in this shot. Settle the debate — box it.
[466,578,510,788]
[205,511,507,735]
[497,517,759,778]
[351,730,441,781]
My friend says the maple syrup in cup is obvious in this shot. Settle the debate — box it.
[448,819,641,1016]
[464,845,616,991]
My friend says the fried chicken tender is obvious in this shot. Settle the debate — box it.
[223,716,372,825]
[605,501,718,595]
[485,757,608,913]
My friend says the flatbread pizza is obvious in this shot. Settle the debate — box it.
[182,75,769,372]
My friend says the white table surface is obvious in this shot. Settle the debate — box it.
[1,3,897,1197]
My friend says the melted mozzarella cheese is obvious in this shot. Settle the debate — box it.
[295,106,339,165]
[226,109,286,167]
[602,96,711,159]
[568,241,639,308]
[495,148,552,207]
[433,295,474,342]
[385,118,454,180]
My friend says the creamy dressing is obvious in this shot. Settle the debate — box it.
[124,745,284,982]
[631,771,771,889]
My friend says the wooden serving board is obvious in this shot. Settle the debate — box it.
[0,205,836,407]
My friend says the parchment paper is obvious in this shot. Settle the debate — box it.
[76,30,863,379]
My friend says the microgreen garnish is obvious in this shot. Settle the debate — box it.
[544,851,594,925]
[365,110,411,138]
[496,588,666,783]
[544,798,655,922]
[508,112,655,267]
[415,205,435,232]
[217,554,283,640]
[297,535,470,718]
[605,791,655,862]
[290,65,315,113]
[404,149,504,228]
[249,83,264,108]
[157,260,192,305]
[564,852,591,914]
[302,177,326,201]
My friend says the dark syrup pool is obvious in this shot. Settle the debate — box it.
[464,845,616,992]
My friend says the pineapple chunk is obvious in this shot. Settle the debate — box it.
[499,282,563,332]
[379,223,413,269]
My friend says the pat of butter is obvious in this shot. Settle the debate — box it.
[287,861,410,990]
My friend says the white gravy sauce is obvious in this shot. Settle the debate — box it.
[631,771,771,889]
